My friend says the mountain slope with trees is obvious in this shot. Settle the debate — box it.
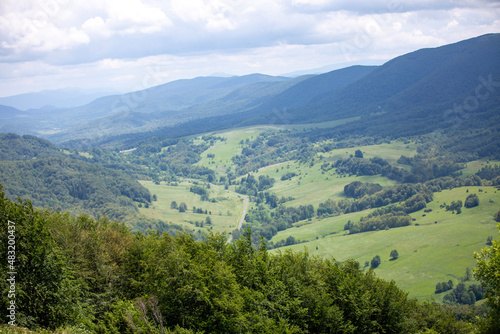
[73,33,500,149]
[0,133,164,231]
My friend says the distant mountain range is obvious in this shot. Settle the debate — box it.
[1,33,499,148]
[0,88,120,110]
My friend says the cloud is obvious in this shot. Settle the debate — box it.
[0,0,499,96]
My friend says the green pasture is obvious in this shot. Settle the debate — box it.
[195,127,266,176]
[195,118,361,177]
[459,159,500,177]
[271,186,500,300]
[316,141,418,167]
[251,160,398,206]
[138,180,246,235]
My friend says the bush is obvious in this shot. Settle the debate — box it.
[371,255,381,268]
[464,194,479,208]
[390,249,399,260]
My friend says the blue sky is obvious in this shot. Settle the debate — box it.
[0,0,499,96]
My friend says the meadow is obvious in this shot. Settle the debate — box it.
[138,180,246,236]
[270,186,500,300]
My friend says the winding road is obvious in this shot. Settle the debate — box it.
[210,183,249,243]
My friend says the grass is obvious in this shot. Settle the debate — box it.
[232,139,417,206]
[138,180,246,236]
[196,123,417,206]
[270,186,500,300]
[459,159,500,177]
[195,117,361,177]
[250,160,398,206]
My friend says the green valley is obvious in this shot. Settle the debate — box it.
[1,34,500,332]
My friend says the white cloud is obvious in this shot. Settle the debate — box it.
[0,0,499,96]
[103,0,172,34]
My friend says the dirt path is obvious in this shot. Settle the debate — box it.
[210,183,249,243]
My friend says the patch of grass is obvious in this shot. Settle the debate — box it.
[139,180,245,235]
[316,141,418,169]
[270,186,500,301]
[195,118,362,177]
[459,159,500,177]
[253,160,398,206]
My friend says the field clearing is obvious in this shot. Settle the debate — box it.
[317,141,418,166]
[200,134,418,206]
[139,180,246,235]
[253,160,398,206]
[195,118,361,176]
[270,186,500,300]
[460,159,500,177]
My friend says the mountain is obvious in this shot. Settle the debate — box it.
[280,59,384,77]
[0,88,119,110]
[159,33,500,141]
[249,65,378,117]
[282,33,500,128]
[0,73,296,144]
[50,66,376,147]
[1,34,498,148]
[0,133,155,227]
[0,104,22,119]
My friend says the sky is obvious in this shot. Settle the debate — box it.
[0,0,499,97]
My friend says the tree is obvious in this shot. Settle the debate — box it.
[170,201,178,209]
[487,236,493,245]
[179,202,187,212]
[371,255,381,268]
[474,223,500,330]
[205,216,212,225]
[494,210,500,222]
[355,149,364,158]
[464,193,479,208]
[390,249,399,260]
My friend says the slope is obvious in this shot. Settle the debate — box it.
[287,33,500,126]
[0,133,156,230]
[153,33,500,143]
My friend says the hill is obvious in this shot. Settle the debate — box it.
[76,33,500,150]
[0,74,295,144]
[0,133,166,231]
[265,34,499,126]
[144,34,500,145]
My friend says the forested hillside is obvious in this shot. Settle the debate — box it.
[138,33,500,148]
[0,133,174,232]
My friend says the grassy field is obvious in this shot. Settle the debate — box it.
[138,180,246,236]
[233,139,417,206]
[196,123,418,206]
[195,118,361,177]
[459,159,500,177]
[248,160,399,206]
[270,186,500,300]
